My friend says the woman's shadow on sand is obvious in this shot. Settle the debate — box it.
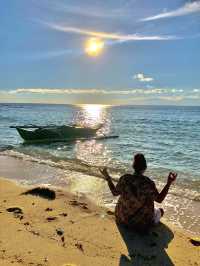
[117,222,175,266]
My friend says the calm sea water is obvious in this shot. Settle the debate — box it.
[0,103,199,233]
[0,103,200,177]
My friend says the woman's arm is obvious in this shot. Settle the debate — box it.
[99,168,120,196]
[155,172,177,203]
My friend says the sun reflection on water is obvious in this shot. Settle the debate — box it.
[74,104,108,129]
[73,104,112,166]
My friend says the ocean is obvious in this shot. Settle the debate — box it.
[0,103,199,233]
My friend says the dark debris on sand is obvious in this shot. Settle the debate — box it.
[190,238,200,247]
[22,187,56,200]
[6,207,24,219]
[45,207,53,211]
[7,207,23,214]
[46,216,57,222]
[75,243,84,252]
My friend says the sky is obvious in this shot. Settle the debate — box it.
[0,0,200,105]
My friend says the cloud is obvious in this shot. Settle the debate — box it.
[41,21,176,41]
[4,87,191,96]
[7,88,143,95]
[9,88,101,95]
[1,88,199,105]
[141,1,200,21]
[157,96,184,102]
[133,73,154,82]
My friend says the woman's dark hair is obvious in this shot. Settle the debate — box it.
[133,153,147,173]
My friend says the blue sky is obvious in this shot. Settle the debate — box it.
[0,0,200,105]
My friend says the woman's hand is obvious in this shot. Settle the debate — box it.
[167,172,177,185]
[99,167,111,181]
[99,167,119,196]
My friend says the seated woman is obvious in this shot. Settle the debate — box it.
[100,153,177,232]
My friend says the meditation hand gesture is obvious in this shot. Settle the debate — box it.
[99,167,111,181]
[167,172,177,184]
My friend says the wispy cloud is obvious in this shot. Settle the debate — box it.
[7,88,145,95]
[133,73,154,82]
[41,21,176,41]
[1,88,199,105]
[141,1,200,21]
[4,88,193,96]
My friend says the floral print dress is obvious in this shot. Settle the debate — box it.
[115,173,158,231]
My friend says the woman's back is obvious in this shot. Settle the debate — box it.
[115,173,157,230]
[100,153,177,232]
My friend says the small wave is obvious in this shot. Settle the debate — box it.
[161,183,200,202]
[0,149,110,180]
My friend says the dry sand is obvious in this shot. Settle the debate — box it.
[0,177,199,266]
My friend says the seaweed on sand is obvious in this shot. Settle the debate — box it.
[22,187,56,200]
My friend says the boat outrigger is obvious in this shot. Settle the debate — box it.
[10,124,118,143]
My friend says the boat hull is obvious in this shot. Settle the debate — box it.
[16,126,99,143]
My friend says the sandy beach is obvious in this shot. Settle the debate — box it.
[1,0,200,264]
[0,177,199,266]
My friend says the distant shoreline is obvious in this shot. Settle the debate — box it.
[0,102,200,107]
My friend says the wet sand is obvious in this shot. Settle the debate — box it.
[0,177,199,266]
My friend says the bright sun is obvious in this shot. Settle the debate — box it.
[85,38,105,56]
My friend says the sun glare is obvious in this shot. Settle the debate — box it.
[75,104,106,128]
[85,38,104,56]
[83,104,103,119]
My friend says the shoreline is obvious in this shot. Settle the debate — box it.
[0,176,199,266]
[0,153,200,235]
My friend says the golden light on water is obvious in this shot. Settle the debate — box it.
[73,104,112,167]
[85,38,104,56]
[74,104,110,134]
[79,104,109,128]
[82,104,103,122]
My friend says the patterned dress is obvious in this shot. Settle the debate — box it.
[115,173,158,231]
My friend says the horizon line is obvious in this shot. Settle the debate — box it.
[0,101,199,108]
